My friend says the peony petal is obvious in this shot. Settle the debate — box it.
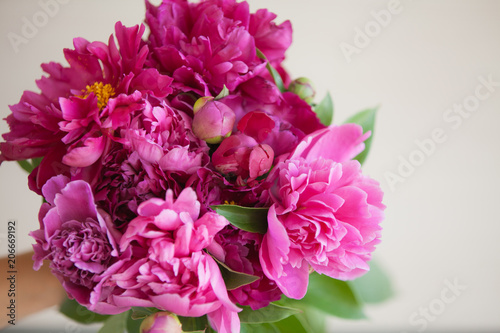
[62,136,106,167]
[291,124,370,163]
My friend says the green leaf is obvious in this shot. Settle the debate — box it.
[178,315,209,332]
[127,313,143,333]
[16,157,43,173]
[215,85,230,100]
[17,160,33,173]
[239,303,301,324]
[32,157,43,168]
[298,273,366,319]
[59,297,110,324]
[130,307,156,320]
[343,107,378,165]
[256,49,285,92]
[211,205,268,234]
[349,260,393,304]
[241,314,310,333]
[314,92,334,126]
[210,255,259,290]
[98,311,129,333]
[272,314,310,333]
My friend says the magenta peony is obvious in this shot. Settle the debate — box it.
[145,0,292,95]
[0,22,173,193]
[259,124,385,299]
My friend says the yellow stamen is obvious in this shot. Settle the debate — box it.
[80,82,115,110]
[223,200,236,205]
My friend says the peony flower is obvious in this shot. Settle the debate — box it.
[259,124,385,299]
[212,226,282,310]
[0,22,173,193]
[124,99,209,175]
[145,0,291,95]
[114,187,241,333]
[140,312,183,333]
[30,175,128,314]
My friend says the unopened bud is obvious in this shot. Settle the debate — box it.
[140,312,182,333]
[192,99,236,144]
[288,77,316,104]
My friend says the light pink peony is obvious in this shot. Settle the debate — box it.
[30,175,128,314]
[114,187,241,333]
[259,124,385,299]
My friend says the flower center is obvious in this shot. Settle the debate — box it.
[81,82,115,110]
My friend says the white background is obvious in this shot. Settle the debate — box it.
[1,0,499,332]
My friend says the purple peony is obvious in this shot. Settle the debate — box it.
[259,124,385,299]
[30,175,128,314]
[212,226,282,310]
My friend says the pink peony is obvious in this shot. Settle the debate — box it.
[124,99,209,175]
[259,124,385,299]
[114,187,240,333]
[30,175,128,314]
[145,0,291,94]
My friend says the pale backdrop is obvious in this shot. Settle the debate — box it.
[0,0,499,332]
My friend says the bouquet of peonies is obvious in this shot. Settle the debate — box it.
[0,0,390,332]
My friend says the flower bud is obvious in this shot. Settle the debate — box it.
[140,312,182,333]
[192,99,236,144]
[288,77,316,104]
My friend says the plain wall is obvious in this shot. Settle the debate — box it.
[0,0,499,332]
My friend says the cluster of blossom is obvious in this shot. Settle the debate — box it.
[0,1,384,332]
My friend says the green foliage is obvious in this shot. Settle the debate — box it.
[211,255,259,290]
[256,49,285,92]
[297,273,366,319]
[98,311,129,333]
[350,260,393,304]
[59,297,110,324]
[211,205,268,234]
[344,107,378,165]
[178,315,210,332]
[238,303,301,324]
[215,85,230,100]
[16,157,42,173]
[314,92,334,126]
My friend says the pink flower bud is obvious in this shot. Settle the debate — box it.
[212,134,274,185]
[140,312,183,333]
[192,99,236,144]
